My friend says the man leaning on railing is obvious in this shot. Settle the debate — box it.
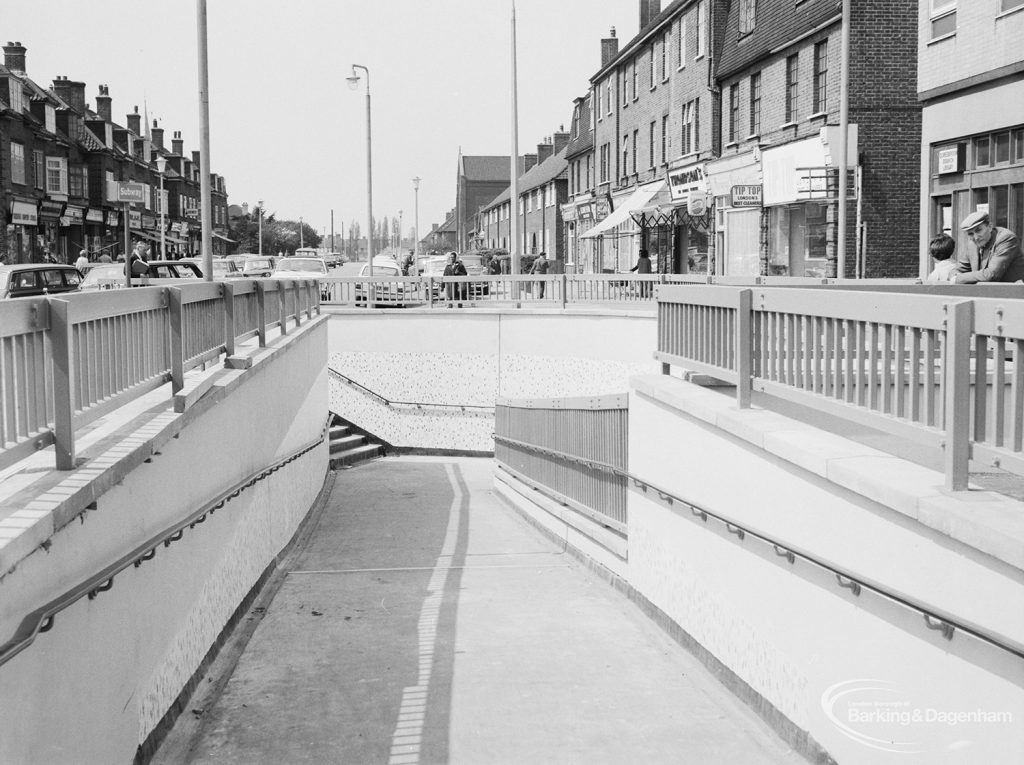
[952,211,1024,284]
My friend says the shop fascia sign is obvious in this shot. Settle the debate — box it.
[668,163,708,201]
[115,181,146,204]
[593,195,611,220]
[128,209,142,228]
[10,200,38,226]
[730,185,762,207]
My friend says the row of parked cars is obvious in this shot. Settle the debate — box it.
[0,253,328,299]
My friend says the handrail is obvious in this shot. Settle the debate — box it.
[493,438,1024,663]
[328,366,494,411]
[0,417,330,669]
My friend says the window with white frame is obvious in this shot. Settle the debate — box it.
[649,44,655,88]
[10,142,25,185]
[785,54,799,123]
[44,104,56,133]
[632,129,639,174]
[678,16,687,67]
[632,59,638,99]
[606,79,612,115]
[930,0,956,39]
[813,41,828,113]
[46,156,68,195]
[623,66,629,106]
[728,84,739,143]
[681,101,695,156]
[662,115,668,164]
[696,0,707,57]
[739,0,757,35]
[749,72,761,136]
[70,165,87,197]
[623,135,630,179]
[650,121,656,167]
[595,85,601,120]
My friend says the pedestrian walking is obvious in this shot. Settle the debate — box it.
[953,211,1024,283]
[126,241,150,279]
[530,252,549,298]
[629,248,653,297]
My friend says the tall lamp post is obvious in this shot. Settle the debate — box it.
[257,199,264,256]
[347,64,373,276]
[413,176,420,264]
[397,209,403,253]
[155,155,167,259]
[299,216,304,249]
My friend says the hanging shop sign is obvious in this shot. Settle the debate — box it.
[60,205,85,226]
[107,211,120,227]
[39,200,65,219]
[687,191,707,216]
[128,209,142,229]
[10,201,38,226]
[730,185,762,208]
[141,213,157,230]
[86,208,105,223]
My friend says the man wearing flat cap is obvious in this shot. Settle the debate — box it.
[953,211,1024,283]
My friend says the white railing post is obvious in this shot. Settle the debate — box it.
[278,282,288,336]
[222,281,236,357]
[736,289,753,408]
[255,281,267,347]
[49,298,76,470]
[561,273,567,309]
[168,287,185,393]
[944,299,973,491]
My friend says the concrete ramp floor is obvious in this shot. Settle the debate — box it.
[152,457,806,765]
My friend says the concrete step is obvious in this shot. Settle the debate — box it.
[329,425,351,440]
[329,442,384,467]
[329,434,366,453]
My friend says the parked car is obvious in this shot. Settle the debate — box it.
[227,254,276,277]
[179,257,242,279]
[145,260,203,279]
[0,263,82,299]
[355,257,410,305]
[79,264,127,291]
[323,251,346,269]
[271,257,328,279]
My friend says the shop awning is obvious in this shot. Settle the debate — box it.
[630,187,676,228]
[580,181,665,239]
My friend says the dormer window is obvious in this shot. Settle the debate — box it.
[7,77,25,112]
[45,104,56,133]
[739,0,757,36]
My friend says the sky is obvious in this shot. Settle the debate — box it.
[6,1,642,241]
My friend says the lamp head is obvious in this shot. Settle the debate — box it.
[258,199,264,209]
[155,155,168,174]
[346,73,361,90]
[413,176,421,191]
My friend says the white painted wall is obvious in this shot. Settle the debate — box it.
[327,309,659,450]
[0,321,328,764]
[626,376,1024,765]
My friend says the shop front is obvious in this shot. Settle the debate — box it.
[38,200,64,262]
[561,195,598,274]
[61,205,86,260]
[5,199,39,264]
[707,151,762,276]
[580,183,659,273]
[760,129,858,279]
[656,160,712,275]
[84,207,106,255]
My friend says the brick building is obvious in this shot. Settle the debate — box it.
[711,0,921,278]
[455,154,515,252]
[918,0,1024,276]
[1,41,228,265]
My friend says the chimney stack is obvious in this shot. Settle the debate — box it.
[536,138,554,165]
[522,153,539,173]
[639,0,662,31]
[172,130,184,155]
[52,76,87,114]
[192,150,201,170]
[96,84,112,122]
[552,129,570,155]
[126,105,141,134]
[601,28,619,67]
[151,119,164,150]
[3,41,26,74]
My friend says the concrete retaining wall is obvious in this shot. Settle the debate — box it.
[327,308,658,451]
[0,319,328,764]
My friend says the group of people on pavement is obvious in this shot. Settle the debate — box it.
[927,211,1024,284]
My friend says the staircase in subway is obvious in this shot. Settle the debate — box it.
[329,414,385,467]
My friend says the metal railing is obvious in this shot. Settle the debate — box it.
[656,284,1024,490]
[0,279,320,472]
[328,366,494,411]
[494,395,629,531]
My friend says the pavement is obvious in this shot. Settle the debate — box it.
[153,456,805,765]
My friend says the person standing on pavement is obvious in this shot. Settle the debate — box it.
[126,241,150,279]
[629,248,653,297]
[75,249,89,272]
[953,211,1024,284]
[530,252,549,298]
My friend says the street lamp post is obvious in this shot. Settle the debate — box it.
[397,210,403,254]
[347,64,373,276]
[155,155,167,259]
[299,216,304,249]
[413,177,420,264]
[257,199,264,256]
